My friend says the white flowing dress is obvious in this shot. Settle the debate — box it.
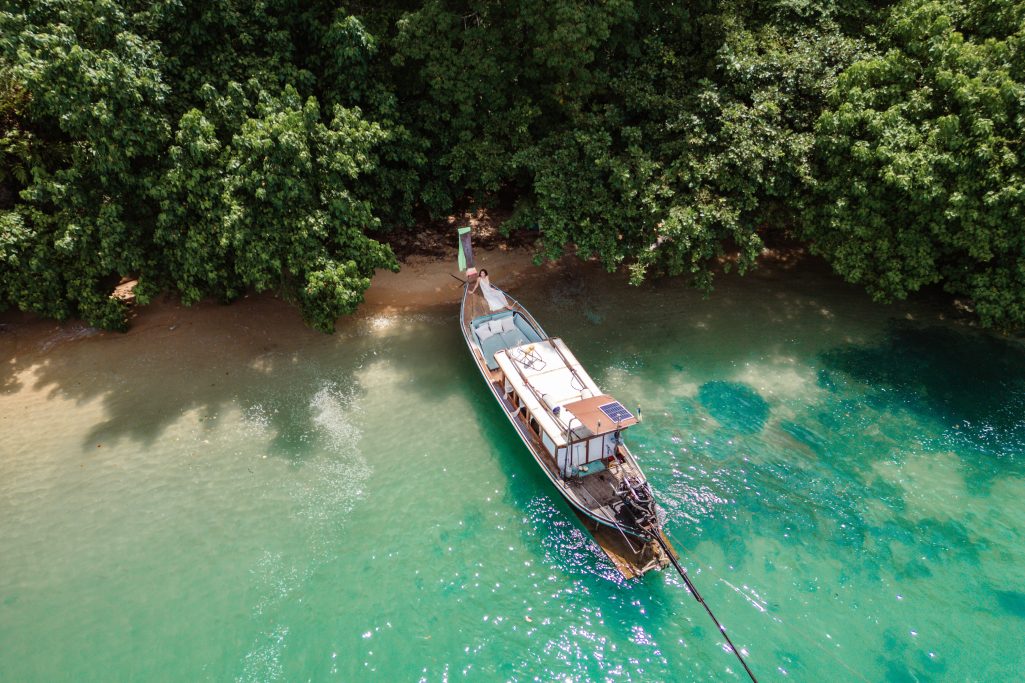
[478,276,510,311]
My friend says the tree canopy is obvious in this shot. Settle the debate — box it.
[1,0,1023,331]
[806,0,1025,327]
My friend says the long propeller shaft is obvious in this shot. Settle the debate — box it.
[650,532,758,682]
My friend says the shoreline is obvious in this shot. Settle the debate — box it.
[0,246,547,382]
[0,246,545,332]
[0,242,997,375]
[362,246,557,313]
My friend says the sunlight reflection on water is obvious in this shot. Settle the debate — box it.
[3,267,1025,680]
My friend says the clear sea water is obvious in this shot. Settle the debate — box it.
[2,260,1024,681]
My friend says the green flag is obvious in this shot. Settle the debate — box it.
[457,227,472,271]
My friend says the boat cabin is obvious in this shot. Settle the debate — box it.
[470,313,638,478]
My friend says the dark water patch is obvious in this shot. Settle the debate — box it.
[697,381,770,434]
[457,507,486,541]
[861,536,896,570]
[654,389,906,563]
[883,660,926,683]
[867,516,982,572]
[873,623,938,680]
[879,627,934,683]
[656,376,973,574]
[860,556,885,583]
[719,534,748,569]
[874,519,916,549]
[747,457,872,553]
[914,518,980,565]
[896,558,933,580]
[814,398,876,433]
[914,649,947,676]
[994,590,1025,619]
[671,396,699,416]
[867,478,907,513]
[659,441,877,557]
[820,324,1025,479]
[816,369,838,392]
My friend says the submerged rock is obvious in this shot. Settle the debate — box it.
[697,381,770,434]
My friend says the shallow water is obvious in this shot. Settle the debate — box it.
[2,261,1024,680]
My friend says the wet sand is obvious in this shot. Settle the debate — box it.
[0,247,547,391]
[0,244,961,409]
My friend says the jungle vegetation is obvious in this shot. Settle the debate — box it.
[1,0,1022,332]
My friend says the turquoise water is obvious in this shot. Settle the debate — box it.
[2,261,1024,680]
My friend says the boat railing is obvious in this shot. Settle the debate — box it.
[563,415,580,463]
[459,283,471,337]
[498,288,548,339]
[488,286,583,392]
[495,292,598,432]
[547,336,587,393]
[503,340,563,426]
[461,284,546,339]
[465,282,588,449]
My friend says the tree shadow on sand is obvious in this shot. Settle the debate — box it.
[0,302,470,467]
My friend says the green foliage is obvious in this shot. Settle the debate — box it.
[0,0,1022,331]
[502,2,867,286]
[389,0,640,215]
[1,1,396,331]
[0,68,34,198]
[0,0,169,329]
[807,0,1025,327]
[155,84,396,331]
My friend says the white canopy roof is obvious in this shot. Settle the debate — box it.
[494,338,609,447]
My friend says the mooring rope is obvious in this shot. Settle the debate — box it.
[650,531,759,682]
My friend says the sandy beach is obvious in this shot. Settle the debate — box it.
[0,245,546,378]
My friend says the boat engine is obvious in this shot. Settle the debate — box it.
[617,475,658,531]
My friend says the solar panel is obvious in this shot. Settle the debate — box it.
[599,401,634,423]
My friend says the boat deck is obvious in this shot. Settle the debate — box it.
[569,468,622,511]
[461,281,671,579]
[574,510,673,579]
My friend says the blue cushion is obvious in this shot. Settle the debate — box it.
[473,312,543,371]
[499,330,526,348]
[479,334,508,370]
[514,316,542,342]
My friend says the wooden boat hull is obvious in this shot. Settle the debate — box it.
[459,283,669,576]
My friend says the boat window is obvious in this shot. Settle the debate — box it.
[529,417,539,435]
[542,432,556,456]
[519,406,528,421]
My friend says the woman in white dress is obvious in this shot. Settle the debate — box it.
[469,269,509,311]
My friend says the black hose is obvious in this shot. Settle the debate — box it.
[650,532,759,682]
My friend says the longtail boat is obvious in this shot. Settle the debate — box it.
[454,230,760,679]
[456,228,671,577]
